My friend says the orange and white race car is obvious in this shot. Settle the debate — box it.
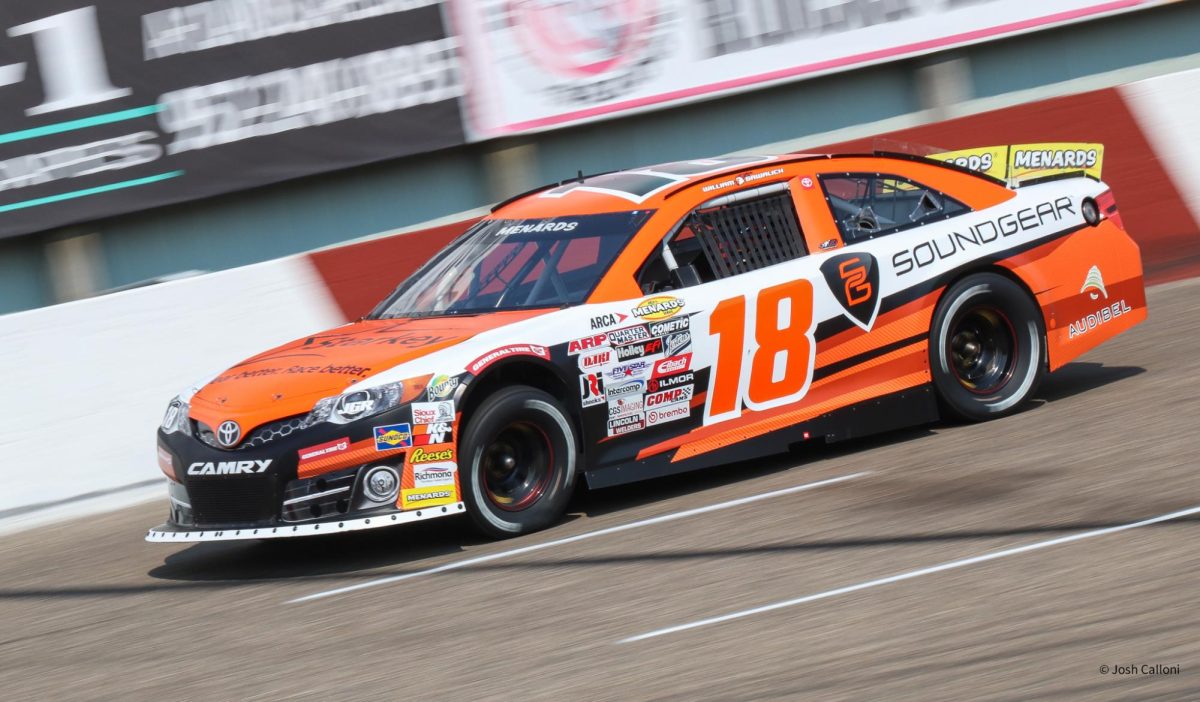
[149,144,1145,543]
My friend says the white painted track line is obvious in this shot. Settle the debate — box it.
[288,472,868,604]
[619,504,1200,644]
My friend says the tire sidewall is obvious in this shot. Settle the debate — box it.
[931,274,1045,421]
[460,387,577,537]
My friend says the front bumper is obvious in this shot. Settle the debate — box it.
[146,501,465,542]
[150,399,462,543]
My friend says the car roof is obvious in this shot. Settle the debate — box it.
[488,152,998,220]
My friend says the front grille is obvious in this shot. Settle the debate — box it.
[194,415,307,450]
[187,476,280,525]
[241,416,307,449]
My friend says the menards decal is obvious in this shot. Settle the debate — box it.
[930,143,1104,183]
[633,295,685,320]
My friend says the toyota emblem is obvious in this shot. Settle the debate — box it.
[217,420,241,448]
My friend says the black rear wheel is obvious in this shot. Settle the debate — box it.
[931,273,1045,421]
[460,386,576,538]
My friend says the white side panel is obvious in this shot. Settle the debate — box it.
[0,256,343,518]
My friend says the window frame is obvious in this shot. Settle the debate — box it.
[818,171,972,243]
[636,183,809,293]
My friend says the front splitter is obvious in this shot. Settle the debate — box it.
[145,502,466,542]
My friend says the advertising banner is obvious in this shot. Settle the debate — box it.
[0,1,465,239]
[454,0,1171,139]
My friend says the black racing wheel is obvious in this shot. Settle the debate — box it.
[930,273,1046,421]
[459,386,577,538]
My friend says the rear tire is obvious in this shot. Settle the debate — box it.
[459,386,577,538]
[930,273,1045,422]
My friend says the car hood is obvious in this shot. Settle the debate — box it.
[188,311,546,432]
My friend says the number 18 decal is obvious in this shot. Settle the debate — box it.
[706,279,816,423]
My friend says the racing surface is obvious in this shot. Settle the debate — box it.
[2,278,1198,701]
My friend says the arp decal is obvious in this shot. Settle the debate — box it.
[820,252,880,331]
[468,344,550,374]
[580,373,606,408]
[633,295,684,321]
[373,423,413,451]
[568,334,608,354]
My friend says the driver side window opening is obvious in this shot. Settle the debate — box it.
[638,187,809,294]
[820,173,970,243]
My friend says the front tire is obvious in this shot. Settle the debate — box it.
[459,386,577,538]
[930,273,1045,422]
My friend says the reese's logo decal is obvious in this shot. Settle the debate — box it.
[820,252,880,331]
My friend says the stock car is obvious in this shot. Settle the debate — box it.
[148,144,1146,543]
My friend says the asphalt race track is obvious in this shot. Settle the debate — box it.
[2,279,1198,701]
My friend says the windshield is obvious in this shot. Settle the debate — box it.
[374,210,654,317]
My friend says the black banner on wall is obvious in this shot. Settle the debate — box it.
[0,1,465,239]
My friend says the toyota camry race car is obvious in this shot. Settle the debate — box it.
[148,144,1145,543]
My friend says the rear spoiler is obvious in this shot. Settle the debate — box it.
[928,143,1104,187]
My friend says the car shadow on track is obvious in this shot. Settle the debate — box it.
[127,361,1143,588]
[1034,361,1145,403]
